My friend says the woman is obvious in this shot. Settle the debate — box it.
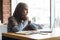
[7,2,39,32]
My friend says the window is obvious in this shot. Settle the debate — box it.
[51,0,60,28]
[55,0,60,27]
[11,0,51,28]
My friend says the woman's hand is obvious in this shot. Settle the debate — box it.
[28,21,31,24]
[13,20,18,25]
[21,16,29,20]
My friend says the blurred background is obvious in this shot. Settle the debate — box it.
[0,0,60,40]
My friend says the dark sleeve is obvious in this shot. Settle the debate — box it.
[23,23,37,30]
[28,23,38,30]
[23,23,42,30]
[30,23,42,30]
[7,17,19,32]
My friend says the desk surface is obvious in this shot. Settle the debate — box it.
[2,32,60,40]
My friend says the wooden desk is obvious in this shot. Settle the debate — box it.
[2,32,60,40]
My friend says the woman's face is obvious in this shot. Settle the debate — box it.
[21,9,28,20]
[22,9,28,16]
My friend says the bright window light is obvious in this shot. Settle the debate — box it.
[12,0,50,28]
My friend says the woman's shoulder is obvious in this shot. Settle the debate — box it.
[8,16,16,21]
[8,16,15,20]
[8,16,18,26]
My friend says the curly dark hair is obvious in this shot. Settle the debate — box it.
[13,2,28,22]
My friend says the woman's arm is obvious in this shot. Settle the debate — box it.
[17,20,28,31]
[8,17,28,32]
[7,17,19,32]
